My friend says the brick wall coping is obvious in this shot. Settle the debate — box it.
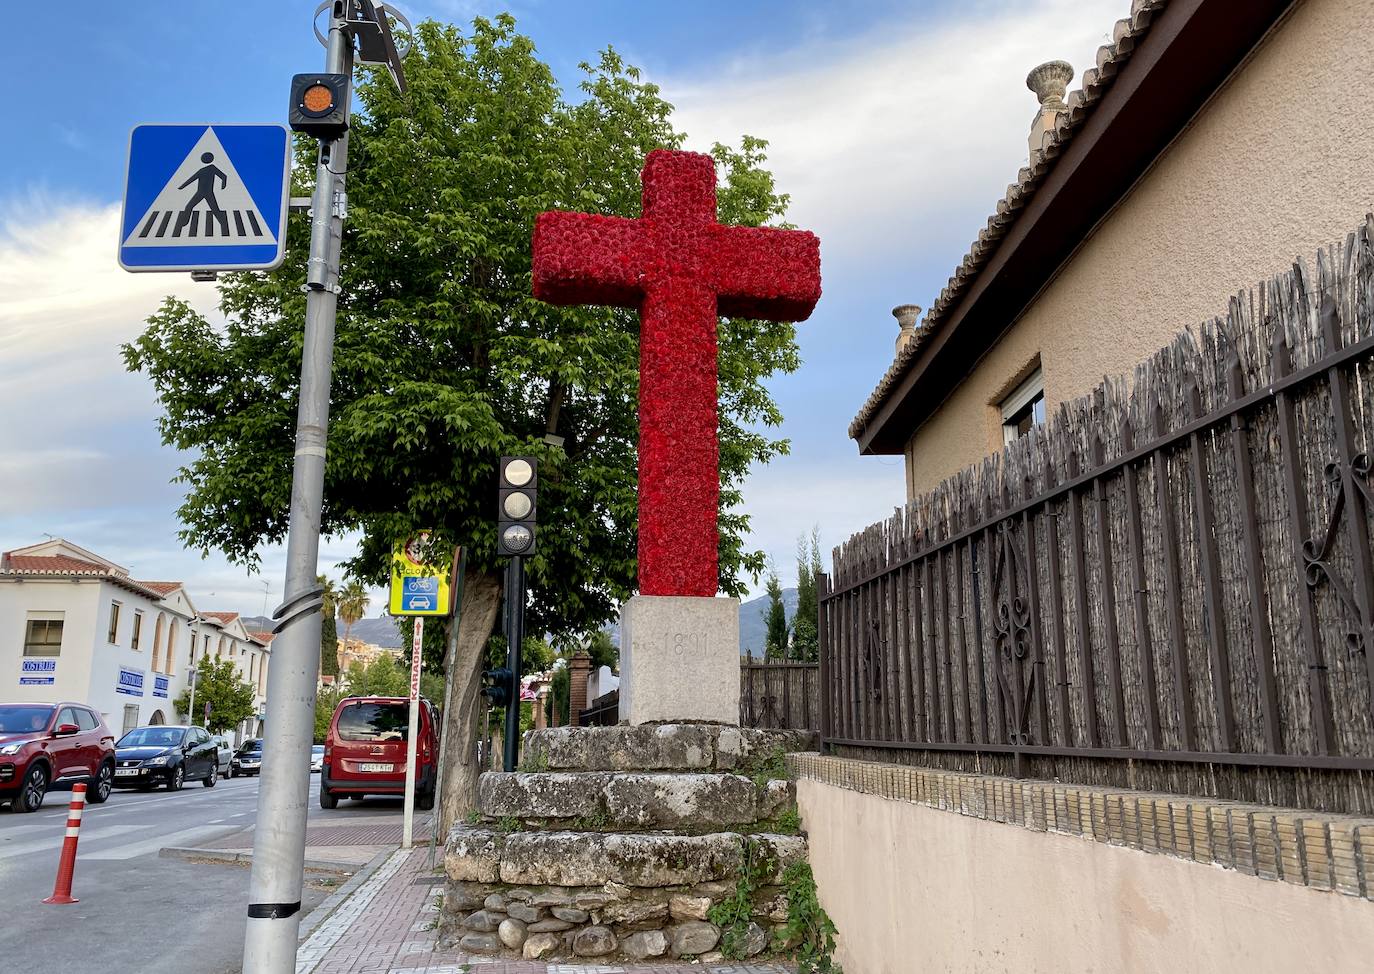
[788,752,1374,903]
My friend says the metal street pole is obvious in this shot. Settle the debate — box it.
[241,8,353,971]
[402,616,424,849]
[503,556,525,772]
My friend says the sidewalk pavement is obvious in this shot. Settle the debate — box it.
[295,846,795,974]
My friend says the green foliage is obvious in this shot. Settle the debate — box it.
[764,560,788,661]
[174,655,256,733]
[745,746,789,790]
[343,655,409,697]
[122,15,801,647]
[569,809,610,830]
[314,684,347,743]
[548,663,570,726]
[495,815,522,834]
[792,527,822,662]
[779,860,842,973]
[338,580,370,641]
[419,670,446,707]
[708,838,774,959]
[319,574,340,679]
[775,806,802,834]
[584,630,618,671]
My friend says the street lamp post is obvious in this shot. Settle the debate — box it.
[241,4,407,971]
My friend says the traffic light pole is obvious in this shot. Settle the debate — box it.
[242,8,352,972]
[503,555,525,772]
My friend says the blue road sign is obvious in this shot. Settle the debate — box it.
[401,575,438,612]
[119,124,290,272]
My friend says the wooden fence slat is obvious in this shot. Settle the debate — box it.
[1187,376,1236,753]
[1067,448,1102,747]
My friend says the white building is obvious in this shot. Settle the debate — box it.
[0,539,269,741]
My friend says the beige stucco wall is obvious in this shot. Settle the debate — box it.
[798,777,1374,973]
[905,0,1374,495]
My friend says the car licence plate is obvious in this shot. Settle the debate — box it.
[359,762,393,773]
[115,768,140,777]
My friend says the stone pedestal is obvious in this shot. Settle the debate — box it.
[619,595,739,725]
[442,724,818,963]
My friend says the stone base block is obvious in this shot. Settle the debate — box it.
[480,771,794,829]
[619,595,739,725]
[446,825,805,887]
[523,723,817,772]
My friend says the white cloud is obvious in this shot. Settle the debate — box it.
[666,0,1121,263]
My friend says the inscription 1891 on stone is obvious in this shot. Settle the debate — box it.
[620,596,739,725]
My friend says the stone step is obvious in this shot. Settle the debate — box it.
[479,771,794,829]
[447,824,806,888]
[522,723,817,772]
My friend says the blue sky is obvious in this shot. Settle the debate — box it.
[0,0,1121,618]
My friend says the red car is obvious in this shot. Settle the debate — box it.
[0,702,116,812]
[320,696,438,810]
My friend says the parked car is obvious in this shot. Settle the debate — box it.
[310,745,325,773]
[113,725,219,790]
[320,696,438,810]
[209,733,235,777]
[0,702,115,812]
[231,738,264,777]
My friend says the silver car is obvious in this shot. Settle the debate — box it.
[210,734,235,777]
[310,745,325,773]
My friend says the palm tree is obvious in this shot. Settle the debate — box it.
[338,580,370,652]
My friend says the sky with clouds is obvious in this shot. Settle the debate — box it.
[0,0,1123,620]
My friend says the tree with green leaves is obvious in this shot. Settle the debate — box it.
[338,579,369,649]
[763,561,788,661]
[318,574,340,680]
[314,684,346,743]
[123,15,801,825]
[343,655,409,697]
[175,655,256,734]
[791,527,823,662]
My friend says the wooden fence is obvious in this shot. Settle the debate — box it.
[821,223,1374,814]
[740,658,821,731]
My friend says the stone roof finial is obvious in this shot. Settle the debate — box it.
[893,304,922,355]
[1026,60,1074,157]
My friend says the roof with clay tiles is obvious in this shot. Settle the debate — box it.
[138,580,185,596]
[0,554,167,599]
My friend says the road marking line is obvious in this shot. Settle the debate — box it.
[83,824,233,861]
[0,824,145,861]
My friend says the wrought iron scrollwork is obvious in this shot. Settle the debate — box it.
[991,523,1037,745]
[1303,452,1374,655]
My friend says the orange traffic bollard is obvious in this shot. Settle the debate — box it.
[42,782,86,905]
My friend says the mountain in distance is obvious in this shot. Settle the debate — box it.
[241,613,403,649]
[738,587,798,658]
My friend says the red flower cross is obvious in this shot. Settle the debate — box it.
[532,149,822,597]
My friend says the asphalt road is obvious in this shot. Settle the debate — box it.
[0,773,359,974]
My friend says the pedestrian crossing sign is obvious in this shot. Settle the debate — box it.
[118,123,290,273]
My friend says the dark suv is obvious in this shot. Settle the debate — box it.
[0,702,116,812]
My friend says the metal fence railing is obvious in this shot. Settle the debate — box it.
[820,225,1374,814]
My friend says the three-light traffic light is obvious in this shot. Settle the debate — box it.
[498,457,537,557]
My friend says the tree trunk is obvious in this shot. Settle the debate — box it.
[437,568,503,837]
